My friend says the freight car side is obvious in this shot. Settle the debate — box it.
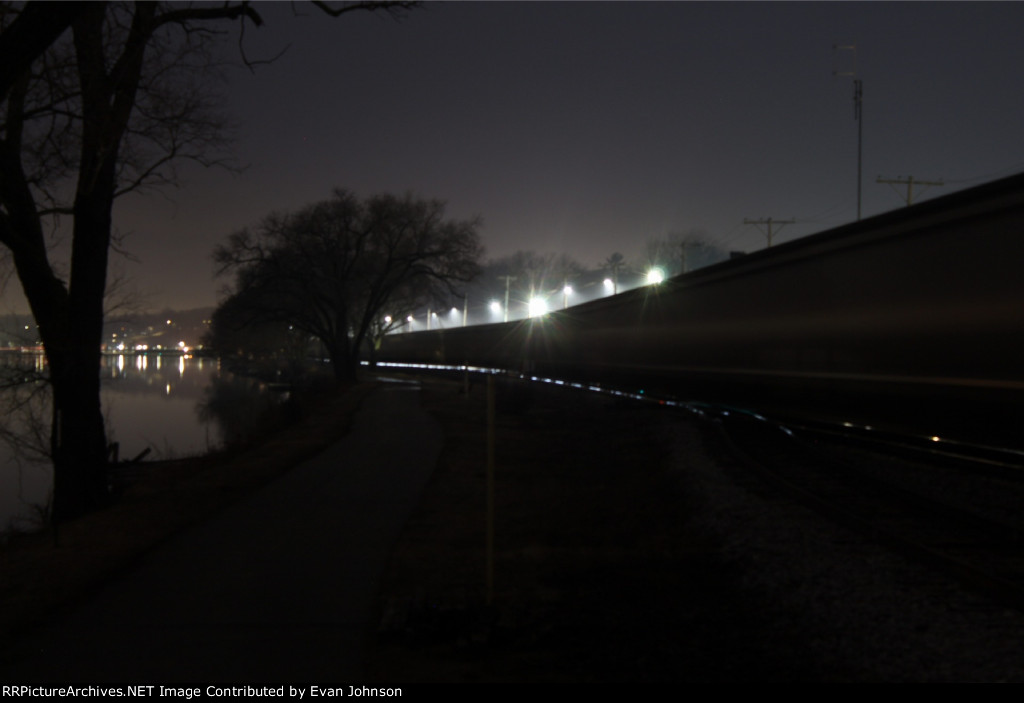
[375,172,1024,449]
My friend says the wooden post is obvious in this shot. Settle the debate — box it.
[486,374,496,605]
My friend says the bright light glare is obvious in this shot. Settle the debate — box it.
[528,297,548,318]
[646,268,665,285]
[406,315,414,322]
[563,285,573,295]
[489,301,502,314]
[384,315,392,324]
[603,278,614,289]
[450,307,459,315]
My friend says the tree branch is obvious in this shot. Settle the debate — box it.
[310,1,420,19]
[0,2,86,102]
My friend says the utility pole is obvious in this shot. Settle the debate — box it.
[876,175,944,206]
[498,275,516,323]
[743,217,796,247]
[834,44,863,220]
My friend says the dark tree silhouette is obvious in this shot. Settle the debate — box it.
[0,1,417,522]
[601,252,626,294]
[213,189,483,383]
[645,230,729,276]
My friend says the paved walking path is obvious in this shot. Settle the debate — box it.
[2,380,443,682]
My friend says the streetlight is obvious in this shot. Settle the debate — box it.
[528,296,548,318]
[645,268,665,285]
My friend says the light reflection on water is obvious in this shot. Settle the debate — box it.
[1,353,274,532]
[102,354,220,461]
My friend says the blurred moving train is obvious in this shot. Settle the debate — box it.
[376,172,1024,450]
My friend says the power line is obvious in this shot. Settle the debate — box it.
[743,217,796,247]
[876,175,944,206]
[945,162,1024,185]
[802,199,854,223]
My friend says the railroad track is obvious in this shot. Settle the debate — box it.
[713,407,1024,611]
[379,361,1024,610]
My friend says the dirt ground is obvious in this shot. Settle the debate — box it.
[0,383,373,649]
[366,376,837,682]
[1,373,842,681]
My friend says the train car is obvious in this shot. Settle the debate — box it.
[376,172,1024,449]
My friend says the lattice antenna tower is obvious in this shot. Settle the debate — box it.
[833,44,863,220]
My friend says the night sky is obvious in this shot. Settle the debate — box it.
[8,1,1024,313]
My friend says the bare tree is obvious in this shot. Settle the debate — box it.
[484,250,586,300]
[214,189,483,383]
[601,252,626,294]
[0,1,418,522]
[0,2,85,102]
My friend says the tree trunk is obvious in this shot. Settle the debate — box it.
[0,165,108,523]
[328,341,359,386]
[48,145,117,522]
[38,4,134,523]
[48,342,108,522]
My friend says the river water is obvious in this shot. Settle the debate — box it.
[0,354,275,532]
